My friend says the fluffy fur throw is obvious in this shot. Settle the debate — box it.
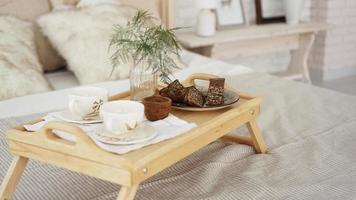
[0,16,51,101]
[38,5,136,84]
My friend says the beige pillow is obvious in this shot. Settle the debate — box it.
[33,23,66,71]
[38,5,136,84]
[0,0,65,71]
[54,0,161,20]
[0,16,52,100]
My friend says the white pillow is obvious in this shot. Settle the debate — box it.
[77,0,121,7]
[0,16,52,101]
[38,5,135,84]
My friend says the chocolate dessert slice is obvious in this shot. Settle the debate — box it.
[184,86,204,107]
[167,80,187,102]
[159,87,169,98]
[205,78,225,106]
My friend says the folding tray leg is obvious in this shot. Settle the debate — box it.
[0,156,28,200]
[246,119,268,154]
[116,184,139,200]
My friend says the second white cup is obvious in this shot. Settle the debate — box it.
[100,100,144,135]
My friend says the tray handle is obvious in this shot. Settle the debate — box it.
[40,122,93,149]
[183,73,220,86]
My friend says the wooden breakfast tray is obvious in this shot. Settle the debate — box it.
[0,73,268,200]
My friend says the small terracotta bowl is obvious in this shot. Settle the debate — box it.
[143,90,172,121]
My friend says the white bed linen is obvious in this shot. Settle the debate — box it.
[45,70,79,90]
[0,51,252,119]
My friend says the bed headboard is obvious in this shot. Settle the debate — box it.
[49,0,175,28]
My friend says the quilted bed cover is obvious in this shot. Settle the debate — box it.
[1,72,356,199]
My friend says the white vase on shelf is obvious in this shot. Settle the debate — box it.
[196,0,218,37]
[283,0,306,25]
[197,9,216,37]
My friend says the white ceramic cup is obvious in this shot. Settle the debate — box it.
[100,100,144,135]
[68,86,108,118]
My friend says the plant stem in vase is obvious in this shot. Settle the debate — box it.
[130,63,157,101]
[109,10,182,101]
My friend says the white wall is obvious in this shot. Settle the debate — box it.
[319,0,356,80]
[176,0,356,82]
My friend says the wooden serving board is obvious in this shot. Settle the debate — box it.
[1,73,268,200]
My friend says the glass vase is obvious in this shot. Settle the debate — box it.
[129,63,157,101]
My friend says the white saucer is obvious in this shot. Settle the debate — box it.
[57,110,102,124]
[93,124,158,145]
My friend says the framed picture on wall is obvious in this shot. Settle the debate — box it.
[216,0,246,29]
[255,0,286,24]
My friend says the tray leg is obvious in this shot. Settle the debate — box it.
[221,135,255,147]
[116,184,139,200]
[246,119,268,154]
[0,156,28,200]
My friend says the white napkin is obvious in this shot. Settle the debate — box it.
[24,112,197,154]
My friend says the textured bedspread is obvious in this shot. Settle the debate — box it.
[1,72,356,200]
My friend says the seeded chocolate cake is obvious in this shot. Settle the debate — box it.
[167,80,187,102]
[159,87,169,98]
[205,78,225,106]
[184,86,204,107]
